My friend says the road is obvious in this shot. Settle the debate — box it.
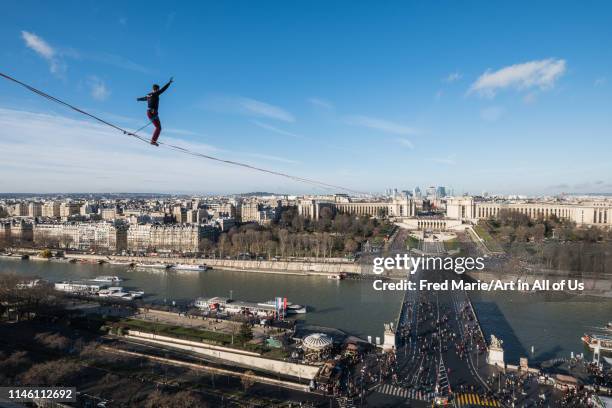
[388,228,411,253]
[368,237,499,407]
[421,240,444,255]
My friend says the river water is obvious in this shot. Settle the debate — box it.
[1,259,610,364]
[0,259,403,341]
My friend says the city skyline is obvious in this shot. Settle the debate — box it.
[2,1,612,195]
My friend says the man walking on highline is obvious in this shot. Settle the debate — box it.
[137,77,173,146]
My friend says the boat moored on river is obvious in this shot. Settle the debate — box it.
[98,286,143,300]
[171,264,208,272]
[55,281,106,295]
[135,263,173,269]
[286,303,308,314]
[92,275,123,283]
[194,296,307,318]
[0,253,29,260]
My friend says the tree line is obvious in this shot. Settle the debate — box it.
[485,209,612,274]
[487,209,612,244]
[200,207,393,258]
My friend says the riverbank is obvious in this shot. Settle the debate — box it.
[0,258,403,341]
[3,257,609,364]
[14,251,365,277]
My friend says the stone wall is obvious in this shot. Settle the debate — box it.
[64,253,362,275]
[125,330,322,380]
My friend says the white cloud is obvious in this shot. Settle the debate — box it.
[480,106,504,122]
[469,58,566,97]
[21,31,54,59]
[164,128,199,137]
[238,97,294,122]
[444,72,462,83]
[308,97,334,110]
[21,31,65,75]
[88,77,110,101]
[252,121,349,152]
[243,153,300,165]
[20,31,149,76]
[431,155,456,165]
[251,120,305,139]
[594,77,607,87]
[395,138,414,149]
[0,107,305,193]
[204,96,295,122]
[344,115,417,135]
[87,52,152,74]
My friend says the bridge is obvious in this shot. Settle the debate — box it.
[367,233,500,407]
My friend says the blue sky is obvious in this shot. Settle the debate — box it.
[1,1,611,195]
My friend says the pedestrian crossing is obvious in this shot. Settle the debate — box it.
[376,383,435,401]
[453,393,500,407]
[336,397,357,408]
[375,386,501,407]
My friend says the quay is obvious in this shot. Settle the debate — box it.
[32,252,365,277]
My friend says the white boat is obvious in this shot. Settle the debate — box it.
[92,275,123,283]
[128,290,144,299]
[1,253,29,260]
[196,296,277,318]
[286,303,307,314]
[97,286,124,297]
[262,299,308,314]
[110,291,133,300]
[327,273,345,280]
[171,264,208,271]
[98,286,143,300]
[55,281,105,294]
[135,263,172,269]
[16,279,46,289]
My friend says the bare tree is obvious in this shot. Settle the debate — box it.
[34,332,72,352]
[241,370,256,392]
[144,390,208,408]
[20,359,82,385]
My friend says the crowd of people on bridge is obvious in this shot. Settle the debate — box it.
[320,284,611,407]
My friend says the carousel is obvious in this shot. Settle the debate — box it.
[302,333,333,360]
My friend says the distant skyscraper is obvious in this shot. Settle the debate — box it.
[385,188,399,197]
[436,186,447,198]
[413,186,422,198]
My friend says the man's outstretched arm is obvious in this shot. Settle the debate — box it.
[156,77,174,95]
[136,95,148,101]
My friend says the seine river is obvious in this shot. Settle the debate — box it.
[1,259,610,365]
